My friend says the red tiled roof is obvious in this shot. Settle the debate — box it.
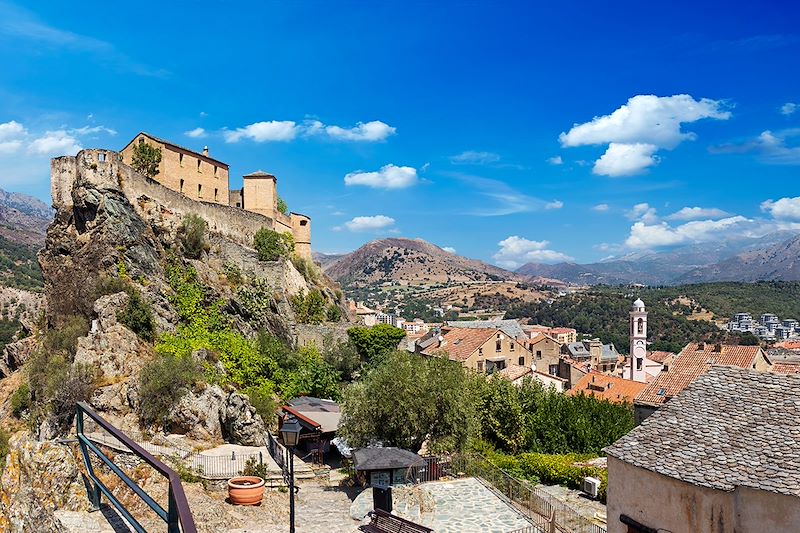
[647,350,675,364]
[421,328,497,362]
[498,364,532,381]
[636,343,764,406]
[772,362,800,374]
[775,340,800,350]
[568,371,646,403]
[551,327,576,334]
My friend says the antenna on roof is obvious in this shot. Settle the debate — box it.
[203,146,209,156]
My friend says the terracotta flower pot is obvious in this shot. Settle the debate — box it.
[227,476,265,506]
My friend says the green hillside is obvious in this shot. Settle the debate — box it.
[0,235,43,291]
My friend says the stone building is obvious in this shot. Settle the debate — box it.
[605,366,800,533]
[120,133,311,259]
[420,327,531,373]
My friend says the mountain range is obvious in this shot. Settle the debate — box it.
[0,187,52,247]
[322,231,800,288]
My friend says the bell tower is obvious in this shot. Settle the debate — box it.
[629,298,647,382]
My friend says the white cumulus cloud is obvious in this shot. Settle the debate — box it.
[544,200,564,210]
[592,203,610,212]
[666,206,731,221]
[185,127,206,138]
[343,215,396,232]
[324,120,395,142]
[344,164,418,189]
[28,130,81,155]
[442,246,456,254]
[224,121,299,143]
[761,196,800,219]
[711,129,800,165]
[627,203,659,223]
[560,94,730,176]
[493,236,573,269]
[625,216,750,249]
[546,156,563,165]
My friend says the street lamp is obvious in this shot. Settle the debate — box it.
[279,414,302,533]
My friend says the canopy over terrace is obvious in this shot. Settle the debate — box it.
[278,396,341,464]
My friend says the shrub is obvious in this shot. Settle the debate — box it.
[290,289,327,324]
[223,263,244,287]
[277,196,289,216]
[50,363,97,432]
[95,274,129,298]
[237,277,274,328]
[131,142,162,179]
[254,228,294,261]
[291,255,320,284]
[43,315,90,359]
[0,428,9,470]
[326,304,342,322]
[118,289,156,342]
[11,382,30,418]
[138,354,203,426]
[346,324,407,363]
[241,456,270,478]
[179,214,208,259]
[244,382,278,426]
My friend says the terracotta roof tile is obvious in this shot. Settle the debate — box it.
[606,366,800,497]
[647,350,675,364]
[772,362,800,374]
[421,328,497,362]
[498,364,532,381]
[636,343,764,406]
[567,372,646,403]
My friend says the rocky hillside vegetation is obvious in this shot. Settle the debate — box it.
[0,151,354,530]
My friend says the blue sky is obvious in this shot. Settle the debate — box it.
[1,0,799,268]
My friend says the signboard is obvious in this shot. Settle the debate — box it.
[370,471,390,486]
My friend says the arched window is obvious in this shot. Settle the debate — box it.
[637,317,644,334]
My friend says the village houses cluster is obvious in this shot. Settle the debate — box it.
[727,311,800,340]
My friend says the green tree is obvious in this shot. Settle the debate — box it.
[118,288,156,342]
[346,324,407,362]
[279,346,341,400]
[254,228,295,261]
[291,289,327,324]
[131,142,162,179]
[179,214,207,259]
[322,336,361,382]
[138,353,203,425]
[277,196,289,215]
[339,351,477,452]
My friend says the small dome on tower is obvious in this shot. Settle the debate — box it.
[633,298,645,310]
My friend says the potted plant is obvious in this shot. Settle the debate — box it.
[227,476,265,505]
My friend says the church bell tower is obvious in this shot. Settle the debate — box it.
[630,298,647,382]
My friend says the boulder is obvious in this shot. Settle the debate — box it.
[1,337,37,378]
[222,392,267,447]
[167,385,226,442]
[0,433,89,533]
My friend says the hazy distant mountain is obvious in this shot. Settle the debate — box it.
[312,250,346,268]
[322,237,518,287]
[0,188,52,247]
[677,234,800,283]
[516,231,800,286]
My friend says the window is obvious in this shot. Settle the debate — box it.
[98,153,106,162]
[179,153,184,167]
[496,340,502,352]
[213,165,218,177]
[636,358,643,370]
[214,188,218,201]
[637,317,644,334]
[138,137,145,145]
[197,184,203,197]
[478,347,483,355]
[536,350,542,359]
[477,361,484,372]
[179,179,184,192]
[549,364,559,376]
[300,220,308,226]
[236,202,241,208]
[510,342,515,352]
[197,159,201,172]
[518,356,525,366]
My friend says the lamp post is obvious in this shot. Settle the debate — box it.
[279,414,301,533]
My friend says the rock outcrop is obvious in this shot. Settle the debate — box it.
[0,434,89,533]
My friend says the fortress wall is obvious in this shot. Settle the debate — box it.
[65,150,277,247]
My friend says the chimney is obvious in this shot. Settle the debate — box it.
[203,146,209,156]
[713,344,723,353]
[697,342,705,350]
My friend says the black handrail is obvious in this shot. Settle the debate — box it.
[76,401,197,533]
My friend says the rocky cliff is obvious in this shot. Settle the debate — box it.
[0,149,351,530]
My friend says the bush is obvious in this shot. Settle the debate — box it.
[290,290,327,324]
[347,324,407,363]
[241,456,270,478]
[326,304,342,322]
[50,363,97,432]
[179,214,208,259]
[11,382,30,418]
[254,228,294,261]
[43,315,90,359]
[0,428,9,470]
[119,289,156,342]
[277,196,289,216]
[138,354,203,426]
[223,263,244,287]
[291,255,320,284]
[244,382,278,426]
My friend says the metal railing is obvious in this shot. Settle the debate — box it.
[451,454,606,533]
[76,402,197,533]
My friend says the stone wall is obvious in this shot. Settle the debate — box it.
[53,149,278,248]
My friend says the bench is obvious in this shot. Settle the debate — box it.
[359,509,434,533]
